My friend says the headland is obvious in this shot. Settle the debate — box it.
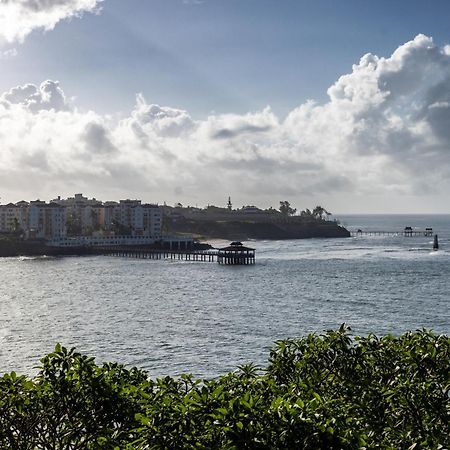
[164,204,350,240]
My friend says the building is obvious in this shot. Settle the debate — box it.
[132,203,162,237]
[241,205,263,214]
[51,193,103,234]
[27,201,67,239]
[0,203,27,234]
[109,199,162,237]
[0,194,163,242]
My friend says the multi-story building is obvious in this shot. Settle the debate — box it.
[102,202,118,232]
[0,203,27,233]
[113,200,162,237]
[140,204,162,238]
[26,201,67,239]
[51,194,104,234]
[0,194,162,242]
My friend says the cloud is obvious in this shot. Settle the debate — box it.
[83,122,117,155]
[203,107,277,140]
[0,0,103,44]
[1,34,450,210]
[285,34,450,189]
[0,48,18,59]
[1,80,69,112]
[129,95,195,138]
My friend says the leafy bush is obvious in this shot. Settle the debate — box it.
[0,328,448,449]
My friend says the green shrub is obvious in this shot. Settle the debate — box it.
[0,328,448,449]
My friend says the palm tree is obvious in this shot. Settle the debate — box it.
[312,206,330,220]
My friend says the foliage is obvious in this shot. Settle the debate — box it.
[111,219,132,236]
[12,218,23,236]
[279,201,297,216]
[312,205,330,220]
[0,329,448,449]
[66,212,82,236]
[300,206,331,220]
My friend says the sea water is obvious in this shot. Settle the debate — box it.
[0,214,449,378]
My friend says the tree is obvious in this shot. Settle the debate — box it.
[300,208,312,217]
[66,212,82,236]
[312,206,330,220]
[12,218,22,236]
[279,201,297,216]
[111,220,131,236]
[0,329,448,449]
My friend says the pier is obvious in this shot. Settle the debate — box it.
[100,247,219,262]
[351,227,434,237]
[99,241,256,265]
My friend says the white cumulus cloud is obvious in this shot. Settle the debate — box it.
[1,35,450,212]
[0,0,103,43]
[1,80,69,112]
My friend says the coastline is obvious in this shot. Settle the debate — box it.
[0,220,350,258]
[170,219,350,241]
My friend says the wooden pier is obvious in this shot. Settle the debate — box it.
[351,227,434,237]
[99,241,256,265]
[100,247,220,262]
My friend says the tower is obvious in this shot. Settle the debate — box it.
[227,196,232,211]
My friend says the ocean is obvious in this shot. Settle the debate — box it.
[0,214,449,378]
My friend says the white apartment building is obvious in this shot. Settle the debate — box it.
[56,194,163,238]
[114,200,162,237]
[51,195,163,238]
[27,201,67,240]
[142,204,162,238]
[0,203,27,233]
[52,193,103,234]
[0,194,162,241]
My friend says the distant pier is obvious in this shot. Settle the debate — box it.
[351,227,434,237]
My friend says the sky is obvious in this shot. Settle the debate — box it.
[1,0,450,213]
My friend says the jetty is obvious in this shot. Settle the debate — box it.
[351,227,434,237]
[99,241,256,265]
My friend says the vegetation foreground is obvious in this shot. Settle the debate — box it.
[1,328,449,449]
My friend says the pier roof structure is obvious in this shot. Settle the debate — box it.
[217,241,255,265]
[218,241,255,252]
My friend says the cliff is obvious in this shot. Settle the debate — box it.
[169,218,350,240]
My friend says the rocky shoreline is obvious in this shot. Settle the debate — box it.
[170,218,350,241]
